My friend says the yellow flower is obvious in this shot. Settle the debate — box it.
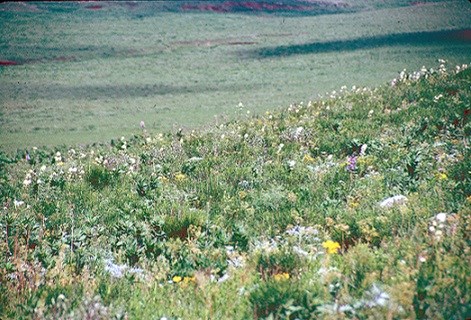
[436,172,448,180]
[158,176,169,183]
[239,190,247,200]
[349,201,360,209]
[172,276,182,283]
[184,276,196,283]
[175,173,186,182]
[303,154,315,163]
[273,272,290,281]
[322,240,341,254]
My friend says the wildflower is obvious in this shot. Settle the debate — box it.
[174,173,186,181]
[140,121,145,129]
[68,167,78,174]
[183,276,196,283]
[436,172,447,180]
[25,153,31,161]
[322,240,341,254]
[435,212,447,223]
[348,201,360,209]
[287,160,296,170]
[277,143,284,154]
[273,272,290,281]
[104,259,127,278]
[54,152,62,163]
[285,225,318,236]
[303,154,315,163]
[291,127,304,140]
[218,274,230,283]
[14,199,25,208]
[158,176,169,183]
[364,283,390,308]
[172,276,182,283]
[238,180,250,189]
[346,155,357,172]
[379,195,408,209]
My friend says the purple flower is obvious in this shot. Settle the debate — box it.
[347,155,357,172]
[26,153,31,161]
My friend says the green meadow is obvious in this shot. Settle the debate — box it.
[1,60,470,319]
[1,1,471,319]
[0,0,470,151]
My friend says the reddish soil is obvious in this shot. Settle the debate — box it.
[86,4,103,10]
[455,29,471,41]
[0,60,18,66]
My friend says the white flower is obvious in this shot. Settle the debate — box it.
[364,284,390,308]
[435,212,447,223]
[379,195,408,209]
[277,143,284,154]
[14,200,25,208]
[287,160,296,169]
[218,273,230,283]
[68,167,78,174]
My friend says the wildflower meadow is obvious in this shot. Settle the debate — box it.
[1,62,470,319]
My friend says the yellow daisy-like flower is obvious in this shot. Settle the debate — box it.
[183,276,196,283]
[436,172,448,180]
[303,154,315,163]
[172,276,182,283]
[158,176,169,183]
[349,201,360,209]
[175,173,186,182]
[273,272,290,281]
[322,240,341,254]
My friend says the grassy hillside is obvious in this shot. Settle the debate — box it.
[1,61,470,319]
[1,0,470,150]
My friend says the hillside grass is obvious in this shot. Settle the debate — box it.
[1,0,470,150]
[1,62,470,319]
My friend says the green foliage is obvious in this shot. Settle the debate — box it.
[85,165,117,190]
[1,63,470,319]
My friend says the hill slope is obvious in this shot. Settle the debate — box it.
[1,62,470,319]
